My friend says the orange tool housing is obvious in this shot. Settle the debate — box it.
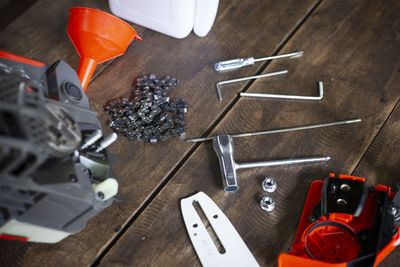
[279,174,400,267]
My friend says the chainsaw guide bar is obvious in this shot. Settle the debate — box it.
[180,192,259,267]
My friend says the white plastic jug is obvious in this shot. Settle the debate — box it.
[108,0,219,39]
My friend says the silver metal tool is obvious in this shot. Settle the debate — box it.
[81,129,102,149]
[262,177,277,192]
[241,81,324,101]
[186,118,362,143]
[216,70,288,101]
[181,192,260,267]
[214,51,303,72]
[260,196,275,212]
[213,135,330,192]
[95,133,118,152]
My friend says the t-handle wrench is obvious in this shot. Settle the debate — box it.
[213,135,330,192]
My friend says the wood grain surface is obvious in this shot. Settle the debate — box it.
[0,0,37,32]
[98,0,400,266]
[352,100,400,267]
[0,0,324,266]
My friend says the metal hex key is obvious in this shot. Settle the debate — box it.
[186,119,362,143]
[216,70,288,101]
[241,81,324,101]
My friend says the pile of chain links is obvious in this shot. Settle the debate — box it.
[104,74,188,143]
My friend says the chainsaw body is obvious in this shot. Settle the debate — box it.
[0,51,118,243]
[279,174,400,267]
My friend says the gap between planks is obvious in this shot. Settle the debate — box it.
[90,1,324,266]
[349,96,400,176]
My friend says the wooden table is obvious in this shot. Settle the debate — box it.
[1,0,400,266]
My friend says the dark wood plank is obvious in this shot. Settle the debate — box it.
[351,105,400,188]
[98,0,400,266]
[0,0,319,266]
[0,0,37,32]
[351,101,400,267]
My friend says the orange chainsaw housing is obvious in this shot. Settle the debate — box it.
[279,174,400,267]
[0,50,44,67]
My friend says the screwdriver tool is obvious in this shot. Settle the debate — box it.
[216,70,288,101]
[214,51,303,72]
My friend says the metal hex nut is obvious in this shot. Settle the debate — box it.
[260,196,275,212]
[262,177,277,193]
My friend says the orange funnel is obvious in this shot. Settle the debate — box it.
[67,7,142,91]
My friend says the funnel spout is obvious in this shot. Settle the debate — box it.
[78,58,97,91]
[67,7,141,91]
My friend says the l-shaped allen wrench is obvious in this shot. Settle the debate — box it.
[240,81,324,101]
